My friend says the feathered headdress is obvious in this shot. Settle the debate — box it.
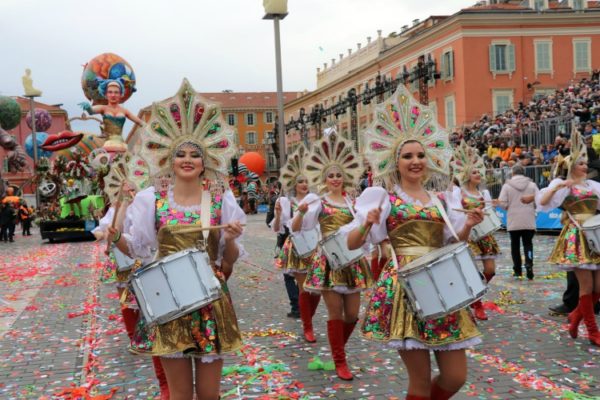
[565,124,587,178]
[304,129,363,193]
[363,84,452,188]
[103,153,151,203]
[140,79,237,179]
[280,145,309,195]
[450,140,486,184]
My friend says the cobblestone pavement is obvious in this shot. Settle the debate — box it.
[0,215,599,399]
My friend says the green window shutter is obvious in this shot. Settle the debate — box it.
[449,51,454,78]
[508,44,516,72]
[441,54,447,79]
[489,45,497,72]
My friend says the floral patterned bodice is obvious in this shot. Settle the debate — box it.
[318,197,354,237]
[385,192,445,232]
[155,190,223,228]
[562,186,598,212]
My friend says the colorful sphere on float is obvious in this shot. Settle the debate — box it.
[26,109,53,131]
[25,132,53,159]
[81,53,136,104]
[239,151,266,176]
[0,96,22,130]
[55,133,104,160]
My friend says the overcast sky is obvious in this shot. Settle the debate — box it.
[1,0,475,134]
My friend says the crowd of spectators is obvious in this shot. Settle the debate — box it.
[448,72,600,178]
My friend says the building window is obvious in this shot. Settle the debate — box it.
[246,113,255,126]
[410,64,419,92]
[444,96,456,129]
[246,131,257,145]
[530,0,548,10]
[267,152,278,170]
[489,43,515,74]
[441,50,454,80]
[570,0,586,10]
[573,38,591,73]
[265,111,274,124]
[535,40,552,74]
[227,113,236,126]
[493,90,513,116]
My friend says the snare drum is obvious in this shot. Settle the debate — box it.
[130,248,222,325]
[290,228,320,258]
[112,246,136,272]
[582,214,600,254]
[399,242,487,320]
[320,232,364,270]
[470,207,501,241]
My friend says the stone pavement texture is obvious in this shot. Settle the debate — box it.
[0,215,599,399]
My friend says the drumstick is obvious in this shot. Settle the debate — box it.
[453,208,491,216]
[199,223,247,231]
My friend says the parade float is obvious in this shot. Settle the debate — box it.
[32,52,146,242]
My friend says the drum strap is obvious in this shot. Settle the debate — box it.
[201,189,211,248]
[429,192,460,242]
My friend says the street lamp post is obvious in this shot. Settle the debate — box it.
[263,0,288,166]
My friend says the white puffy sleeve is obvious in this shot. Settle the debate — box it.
[91,207,114,238]
[271,196,290,233]
[440,192,466,244]
[587,180,600,211]
[297,193,322,231]
[339,186,391,245]
[218,190,248,263]
[122,186,157,262]
[482,189,492,204]
[536,178,568,212]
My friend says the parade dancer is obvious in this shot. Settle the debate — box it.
[272,145,320,332]
[292,132,372,381]
[537,129,600,347]
[110,80,245,400]
[449,140,500,320]
[347,86,483,399]
[92,155,170,399]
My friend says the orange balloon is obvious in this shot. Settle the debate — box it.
[239,152,266,176]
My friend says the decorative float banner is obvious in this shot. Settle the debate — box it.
[81,53,136,104]
[495,207,562,230]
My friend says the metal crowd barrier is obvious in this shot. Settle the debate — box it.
[485,165,553,198]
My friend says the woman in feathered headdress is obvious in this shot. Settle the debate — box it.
[271,145,321,333]
[109,79,246,398]
[449,140,500,321]
[537,128,600,347]
[290,130,372,381]
[346,85,484,399]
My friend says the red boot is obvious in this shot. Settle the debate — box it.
[430,380,456,400]
[343,320,357,345]
[470,300,488,321]
[299,292,316,343]
[120,307,139,340]
[581,293,600,346]
[327,320,353,380]
[152,357,170,400]
[568,304,582,339]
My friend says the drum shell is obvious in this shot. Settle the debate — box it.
[320,232,364,271]
[290,228,320,258]
[399,242,487,320]
[470,208,501,241]
[130,249,222,325]
[582,214,600,254]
